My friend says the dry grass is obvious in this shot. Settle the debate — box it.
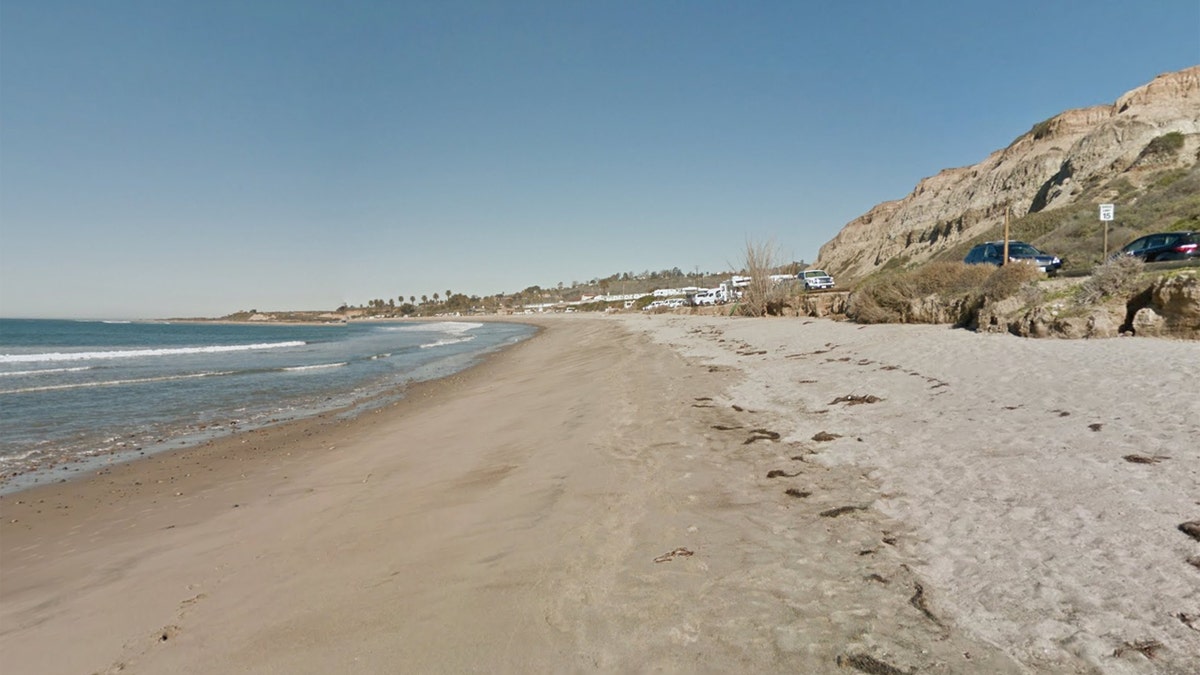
[737,238,787,317]
[981,262,1043,300]
[1075,255,1145,305]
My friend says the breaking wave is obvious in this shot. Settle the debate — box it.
[0,371,236,394]
[419,335,476,349]
[0,366,93,377]
[386,322,483,334]
[0,341,307,364]
[282,362,347,372]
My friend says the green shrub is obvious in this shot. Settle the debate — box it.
[1143,131,1185,157]
[1153,168,1188,188]
[878,254,911,272]
[1166,216,1200,232]
[632,295,658,310]
[1030,118,1054,140]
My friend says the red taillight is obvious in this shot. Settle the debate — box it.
[1173,243,1198,253]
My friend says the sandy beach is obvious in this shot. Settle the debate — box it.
[2,315,1197,674]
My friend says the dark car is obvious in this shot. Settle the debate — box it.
[964,241,1062,275]
[1117,231,1199,262]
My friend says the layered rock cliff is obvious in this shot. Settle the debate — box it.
[817,66,1200,282]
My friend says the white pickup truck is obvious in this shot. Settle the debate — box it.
[799,269,835,290]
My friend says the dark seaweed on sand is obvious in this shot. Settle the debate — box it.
[836,652,911,675]
[830,394,882,405]
[820,505,866,518]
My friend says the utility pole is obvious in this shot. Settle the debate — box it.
[1002,203,1011,265]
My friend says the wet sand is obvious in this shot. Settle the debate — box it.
[1,314,1197,673]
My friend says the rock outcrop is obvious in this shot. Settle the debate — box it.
[817,66,1200,282]
[794,291,850,318]
[971,272,1199,339]
[1123,273,1200,338]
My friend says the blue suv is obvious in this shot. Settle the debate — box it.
[964,241,1062,275]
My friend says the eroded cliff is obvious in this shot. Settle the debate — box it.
[817,66,1200,282]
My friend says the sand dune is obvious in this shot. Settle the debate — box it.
[2,315,1197,673]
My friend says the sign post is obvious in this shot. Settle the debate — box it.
[1099,203,1115,258]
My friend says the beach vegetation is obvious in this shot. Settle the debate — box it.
[979,262,1043,301]
[632,295,659,310]
[1074,255,1145,305]
[846,261,1040,325]
[736,238,789,317]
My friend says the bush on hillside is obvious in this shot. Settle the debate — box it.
[847,262,1040,325]
[1143,131,1185,157]
[1075,255,1145,305]
[980,262,1042,301]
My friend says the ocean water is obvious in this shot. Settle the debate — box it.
[0,318,536,493]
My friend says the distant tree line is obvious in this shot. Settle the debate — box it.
[344,262,807,316]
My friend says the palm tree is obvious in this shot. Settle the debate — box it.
[433,292,440,304]
[410,296,416,304]
[421,295,428,305]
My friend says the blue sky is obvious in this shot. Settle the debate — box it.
[2,1,1197,318]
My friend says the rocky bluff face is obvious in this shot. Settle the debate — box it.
[817,66,1200,282]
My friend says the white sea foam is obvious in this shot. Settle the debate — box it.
[0,366,93,377]
[419,335,476,349]
[0,371,236,394]
[282,362,347,372]
[0,341,307,364]
[0,448,48,464]
[386,322,483,335]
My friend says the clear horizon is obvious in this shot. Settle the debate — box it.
[2,1,1198,319]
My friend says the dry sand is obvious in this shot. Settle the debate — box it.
[1,314,1197,674]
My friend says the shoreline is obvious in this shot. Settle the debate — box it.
[0,318,539,495]
[0,318,546,501]
[3,314,1197,673]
